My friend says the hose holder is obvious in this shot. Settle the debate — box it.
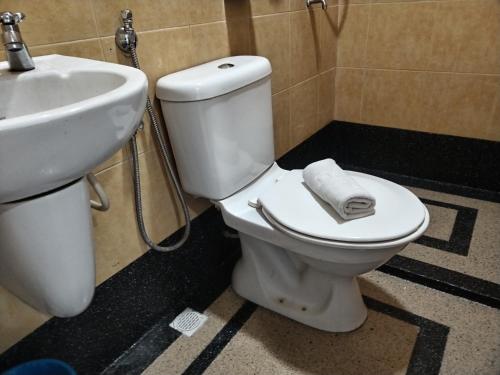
[306,0,328,9]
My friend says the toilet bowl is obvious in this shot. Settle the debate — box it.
[217,163,429,332]
[156,56,429,332]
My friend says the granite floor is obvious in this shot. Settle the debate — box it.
[130,187,500,375]
[141,274,500,375]
[404,186,500,285]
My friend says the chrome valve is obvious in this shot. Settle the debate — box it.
[115,9,137,54]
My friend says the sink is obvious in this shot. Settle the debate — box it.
[0,54,147,203]
[0,54,147,317]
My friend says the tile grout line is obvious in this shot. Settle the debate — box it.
[334,65,500,77]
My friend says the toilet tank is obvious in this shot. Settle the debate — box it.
[156,56,274,200]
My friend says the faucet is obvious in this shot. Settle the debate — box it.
[0,11,34,71]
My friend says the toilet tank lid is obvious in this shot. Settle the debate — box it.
[156,56,272,102]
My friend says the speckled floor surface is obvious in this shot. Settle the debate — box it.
[141,186,500,375]
[143,274,500,375]
[404,186,500,284]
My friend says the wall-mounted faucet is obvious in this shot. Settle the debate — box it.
[1,11,35,71]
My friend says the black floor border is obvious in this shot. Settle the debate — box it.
[277,121,500,194]
[181,301,258,375]
[0,207,241,375]
[364,297,449,375]
[101,313,182,375]
[415,198,478,256]
[379,255,500,309]
[180,297,449,375]
[341,164,500,204]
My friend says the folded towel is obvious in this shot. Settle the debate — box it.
[303,159,376,220]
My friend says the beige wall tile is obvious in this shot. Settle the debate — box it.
[272,90,291,157]
[317,6,338,72]
[290,77,319,147]
[431,0,500,74]
[224,0,251,19]
[338,0,369,4]
[30,39,104,60]
[423,73,500,140]
[129,0,190,31]
[250,0,289,16]
[92,0,191,37]
[317,68,335,130]
[190,22,230,65]
[490,99,500,142]
[91,0,128,37]
[340,0,500,74]
[136,28,194,79]
[361,69,427,132]
[365,2,436,70]
[91,159,146,284]
[189,0,225,24]
[358,69,500,141]
[0,287,49,353]
[1,0,97,45]
[227,17,252,55]
[94,147,129,174]
[290,10,319,85]
[250,13,290,93]
[290,0,337,11]
[334,68,364,122]
[336,4,370,68]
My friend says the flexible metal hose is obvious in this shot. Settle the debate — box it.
[128,44,191,252]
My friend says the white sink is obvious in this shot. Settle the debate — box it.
[0,54,147,203]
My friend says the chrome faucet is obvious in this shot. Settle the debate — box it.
[1,11,34,71]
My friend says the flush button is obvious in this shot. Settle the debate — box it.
[218,63,235,69]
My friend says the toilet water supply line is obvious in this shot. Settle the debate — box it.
[116,9,191,252]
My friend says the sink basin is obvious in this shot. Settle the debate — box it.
[0,55,147,203]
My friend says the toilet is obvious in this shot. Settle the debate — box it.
[157,56,429,332]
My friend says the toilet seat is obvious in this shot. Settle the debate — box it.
[261,205,430,250]
[258,170,426,244]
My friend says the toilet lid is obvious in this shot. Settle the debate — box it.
[258,170,426,243]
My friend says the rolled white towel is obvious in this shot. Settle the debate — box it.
[303,159,376,220]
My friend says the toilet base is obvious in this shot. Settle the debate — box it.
[232,233,368,332]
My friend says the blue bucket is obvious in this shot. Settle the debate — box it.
[2,359,76,375]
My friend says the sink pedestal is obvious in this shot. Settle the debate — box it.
[0,178,95,317]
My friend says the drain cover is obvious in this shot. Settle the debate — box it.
[169,308,208,337]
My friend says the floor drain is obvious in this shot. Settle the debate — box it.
[169,308,208,337]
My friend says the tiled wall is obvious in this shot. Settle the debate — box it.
[335,0,500,141]
[0,0,337,352]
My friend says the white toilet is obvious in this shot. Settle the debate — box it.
[157,56,429,332]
